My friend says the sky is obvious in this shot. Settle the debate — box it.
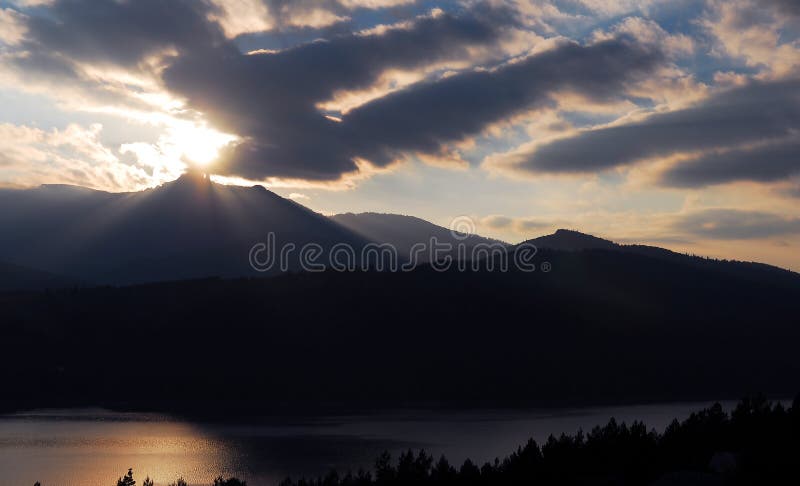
[1,0,799,269]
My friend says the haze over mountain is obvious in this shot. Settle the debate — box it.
[331,212,508,261]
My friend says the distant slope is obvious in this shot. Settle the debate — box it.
[331,212,508,260]
[0,173,369,285]
[0,261,78,292]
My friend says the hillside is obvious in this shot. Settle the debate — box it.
[1,246,798,415]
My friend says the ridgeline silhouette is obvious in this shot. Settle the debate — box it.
[0,174,369,285]
[3,175,795,289]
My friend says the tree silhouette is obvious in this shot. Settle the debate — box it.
[277,396,800,486]
[116,469,135,486]
[213,477,247,486]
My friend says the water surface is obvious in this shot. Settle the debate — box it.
[0,401,739,486]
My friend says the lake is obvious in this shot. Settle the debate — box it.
[0,401,739,486]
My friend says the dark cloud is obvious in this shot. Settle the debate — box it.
[661,138,800,187]
[511,79,800,176]
[762,0,800,17]
[343,37,662,167]
[673,209,800,240]
[163,7,521,180]
[9,0,666,182]
[165,24,664,180]
[5,0,230,113]
[21,0,226,66]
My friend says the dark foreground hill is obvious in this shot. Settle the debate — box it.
[1,246,799,415]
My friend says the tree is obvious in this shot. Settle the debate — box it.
[214,478,247,486]
[117,469,135,486]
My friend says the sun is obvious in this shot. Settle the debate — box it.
[167,121,238,169]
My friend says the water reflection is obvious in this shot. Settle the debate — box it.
[0,402,739,486]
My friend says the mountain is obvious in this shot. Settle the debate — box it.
[522,229,799,288]
[0,173,368,285]
[2,245,799,414]
[331,212,507,260]
[0,261,79,292]
[524,228,618,251]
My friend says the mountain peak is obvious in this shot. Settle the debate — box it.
[172,170,212,186]
[526,229,618,251]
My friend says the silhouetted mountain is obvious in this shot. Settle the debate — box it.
[0,173,368,285]
[524,228,618,251]
[331,212,507,260]
[521,229,799,288]
[1,245,799,415]
[0,260,79,291]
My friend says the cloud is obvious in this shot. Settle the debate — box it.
[6,0,794,194]
[19,0,225,67]
[702,0,800,78]
[0,8,27,45]
[592,16,694,57]
[0,122,176,191]
[661,138,800,187]
[671,208,800,240]
[496,79,800,178]
[161,6,521,180]
[761,0,800,17]
[1,0,230,120]
[210,0,418,37]
[479,214,560,234]
[480,214,513,229]
[165,26,665,181]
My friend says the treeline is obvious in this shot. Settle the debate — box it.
[34,470,246,486]
[280,396,800,486]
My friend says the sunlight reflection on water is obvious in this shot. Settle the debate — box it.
[0,401,748,486]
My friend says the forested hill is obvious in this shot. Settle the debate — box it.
[1,246,799,415]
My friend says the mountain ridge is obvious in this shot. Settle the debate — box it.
[1,176,796,290]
